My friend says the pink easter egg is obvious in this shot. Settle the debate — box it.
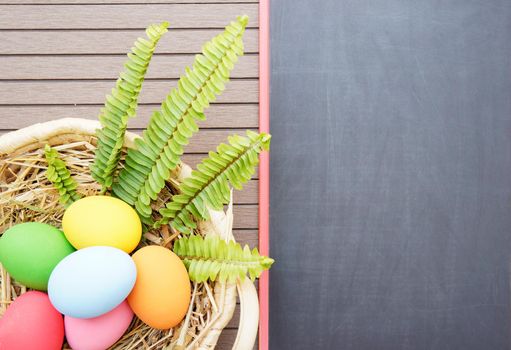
[64,300,133,350]
[0,291,64,350]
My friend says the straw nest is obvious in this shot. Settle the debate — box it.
[0,121,248,350]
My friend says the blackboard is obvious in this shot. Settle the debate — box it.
[269,1,511,349]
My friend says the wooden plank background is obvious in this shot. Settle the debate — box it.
[0,1,260,349]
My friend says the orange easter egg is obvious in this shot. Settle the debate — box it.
[127,246,191,329]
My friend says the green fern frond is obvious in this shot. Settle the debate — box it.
[173,235,274,283]
[44,145,81,207]
[112,16,249,223]
[91,22,169,191]
[156,130,270,232]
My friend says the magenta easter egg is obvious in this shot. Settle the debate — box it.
[0,291,64,350]
[65,300,133,350]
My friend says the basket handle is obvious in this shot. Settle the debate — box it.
[233,278,260,350]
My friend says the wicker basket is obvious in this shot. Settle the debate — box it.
[0,118,259,350]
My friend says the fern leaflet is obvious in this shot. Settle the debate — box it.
[91,22,168,191]
[156,130,270,232]
[44,145,81,207]
[112,16,249,223]
[173,234,274,282]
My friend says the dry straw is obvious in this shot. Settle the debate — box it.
[0,118,259,350]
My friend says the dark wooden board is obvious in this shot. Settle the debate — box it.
[0,80,258,105]
[0,104,258,129]
[0,4,259,29]
[269,1,511,349]
[0,54,258,80]
[0,1,261,348]
[2,29,258,54]
[0,0,257,3]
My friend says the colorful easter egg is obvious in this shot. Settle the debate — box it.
[128,246,191,329]
[62,195,142,253]
[65,300,133,350]
[48,246,136,318]
[0,291,64,350]
[0,222,75,290]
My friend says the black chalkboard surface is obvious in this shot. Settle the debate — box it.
[269,1,511,349]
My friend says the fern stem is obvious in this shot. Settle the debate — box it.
[179,256,270,268]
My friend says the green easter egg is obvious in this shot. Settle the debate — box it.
[0,222,75,291]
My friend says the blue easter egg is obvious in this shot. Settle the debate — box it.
[48,246,136,318]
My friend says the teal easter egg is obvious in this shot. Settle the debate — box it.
[0,222,75,290]
[48,246,136,318]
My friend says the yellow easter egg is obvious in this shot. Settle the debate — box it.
[62,196,142,253]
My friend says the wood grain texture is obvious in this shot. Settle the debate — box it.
[129,128,259,153]
[232,205,257,229]
[2,29,258,54]
[0,4,259,29]
[0,80,258,104]
[0,128,257,153]
[232,229,259,248]
[0,0,257,3]
[0,104,258,129]
[1,2,261,347]
[0,54,258,80]
[217,329,257,350]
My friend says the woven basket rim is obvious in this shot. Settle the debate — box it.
[0,117,259,350]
